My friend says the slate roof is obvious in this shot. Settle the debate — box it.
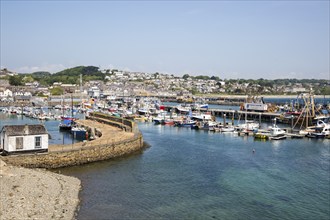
[1,124,48,136]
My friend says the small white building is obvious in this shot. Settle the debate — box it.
[0,124,49,155]
[0,89,13,97]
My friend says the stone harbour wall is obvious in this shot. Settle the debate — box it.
[1,134,144,168]
[1,114,145,169]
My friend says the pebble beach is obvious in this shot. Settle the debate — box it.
[0,159,81,219]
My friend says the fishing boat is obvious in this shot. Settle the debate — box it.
[268,119,287,140]
[191,113,212,121]
[59,119,73,131]
[162,118,175,125]
[71,126,87,139]
[269,125,286,137]
[175,104,191,113]
[254,132,269,140]
[237,120,260,132]
[221,126,235,133]
[200,121,218,131]
[306,123,330,138]
[300,120,329,136]
[153,112,170,124]
[253,119,286,140]
[176,119,196,128]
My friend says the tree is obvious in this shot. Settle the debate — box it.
[9,75,23,86]
[319,85,330,95]
[154,72,159,79]
[22,75,34,84]
[50,87,64,95]
[183,74,190,79]
[211,76,220,81]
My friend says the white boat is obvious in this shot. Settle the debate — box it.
[71,126,87,139]
[192,113,212,121]
[238,120,260,131]
[153,112,169,124]
[269,135,287,140]
[175,105,191,113]
[137,108,149,115]
[307,123,330,138]
[192,103,209,109]
[201,121,218,130]
[268,119,286,140]
[176,119,197,127]
[221,126,235,132]
[269,125,286,137]
[299,120,329,136]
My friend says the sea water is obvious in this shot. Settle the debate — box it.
[0,112,83,145]
[60,122,330,220]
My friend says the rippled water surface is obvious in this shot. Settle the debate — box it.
[60,122,330,220]
[0,113,83,145]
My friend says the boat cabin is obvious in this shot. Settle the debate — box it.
[0,124,49,155]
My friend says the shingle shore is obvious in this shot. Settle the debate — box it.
[0,159,81,219]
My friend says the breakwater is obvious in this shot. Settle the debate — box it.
[0,113,145,168]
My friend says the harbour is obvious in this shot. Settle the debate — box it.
[1,1,329,219]
[1,106,328,219]
[59,122,330,220]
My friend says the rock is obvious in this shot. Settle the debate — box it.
[0,159,6,167]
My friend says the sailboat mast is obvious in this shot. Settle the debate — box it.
[71,94,73,119]
[80,74,83,108]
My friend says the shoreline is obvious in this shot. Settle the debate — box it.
[196,94,330,99]
[0,159,81,219]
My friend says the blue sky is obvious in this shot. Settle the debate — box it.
[1,1,329,79]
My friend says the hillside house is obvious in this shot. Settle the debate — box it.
[0,124,49,155]
[0,89,13,98]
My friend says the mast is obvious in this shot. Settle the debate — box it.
[80,74,82,93]
[310,89,315,118]
[80,74,83,108]
[71,93,74,119]
[62,95,64,117]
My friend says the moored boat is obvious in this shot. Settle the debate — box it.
[59,119,73,130]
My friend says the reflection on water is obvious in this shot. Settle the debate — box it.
[58,122,330,220]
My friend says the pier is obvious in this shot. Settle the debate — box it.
[165,106,282,123]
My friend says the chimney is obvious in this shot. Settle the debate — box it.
[24,124,29,135]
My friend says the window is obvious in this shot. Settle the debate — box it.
[35,136,41,148]
[16,137,23,150]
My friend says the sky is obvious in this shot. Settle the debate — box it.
[0,1,329,80]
